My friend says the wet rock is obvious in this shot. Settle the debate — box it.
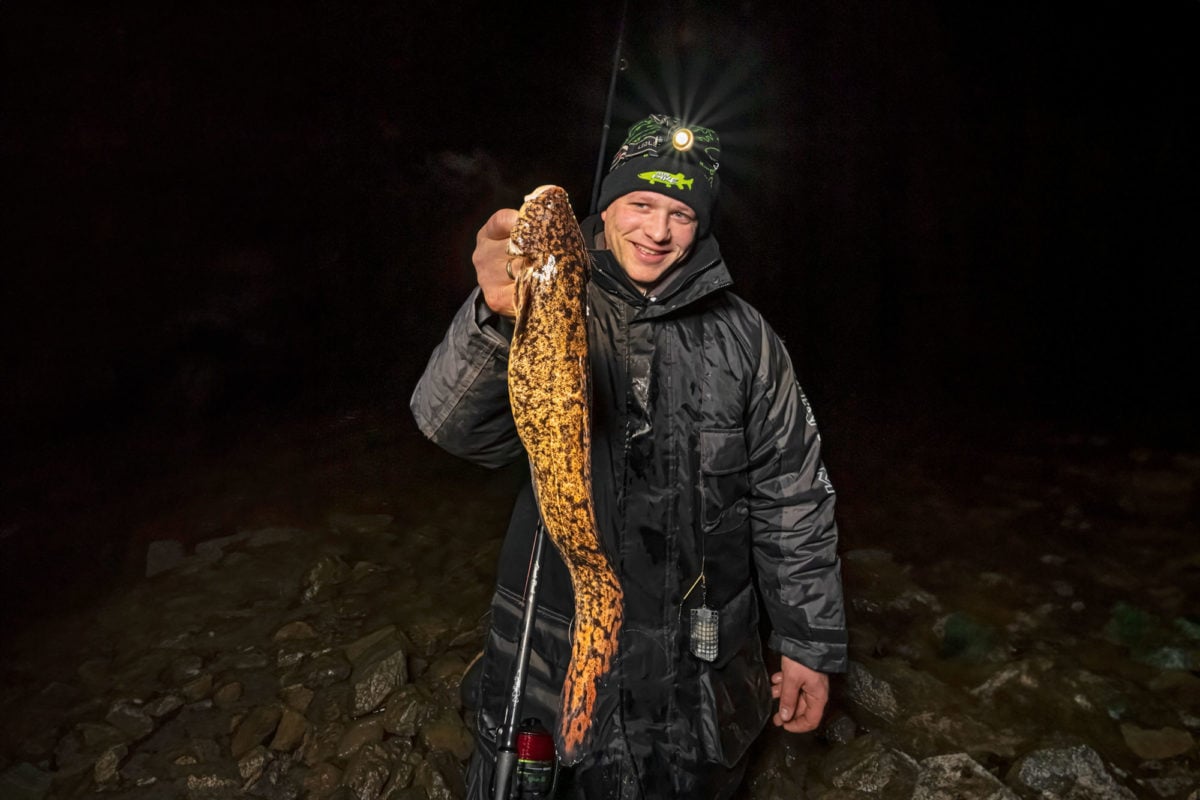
[304,721,347,767]
[338,716,386,760]
[1119,722,1195,760]
[231,705,282,759]
[213,680,243,708]
[270,706,309,751]
[843,660,901,722]
[913,752,1016,799]
[902,710,1027,761]
[146,692,185,718]
[93,742,127,786]
[287,653,353,689]
[304,556,352,602]
[822,733,920,795]
[106,697,155,739]
[304,762,343,799]
[823,711,858,745]
[347,626,402,663]
[183,768,242,798]
[237,744,268,784]
[383,684,437,737]
[181,672,214,702]
[281,684,315,712]
[419,709,473,761]
[350,638,409,717]
[1007,743,1136,799]
[344,741,393,800]
[274,620,319,641]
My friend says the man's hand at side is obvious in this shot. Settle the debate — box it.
[770,656,829,733]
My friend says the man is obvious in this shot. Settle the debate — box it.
[411,114,847,799]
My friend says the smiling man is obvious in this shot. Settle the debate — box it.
[412,114,848,799]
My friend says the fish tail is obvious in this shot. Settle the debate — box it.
[556,569,624,764]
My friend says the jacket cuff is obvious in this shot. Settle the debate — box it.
[768,631,849,674]
[474,291,515,343]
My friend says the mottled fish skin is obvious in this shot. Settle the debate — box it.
[507,185,624,765]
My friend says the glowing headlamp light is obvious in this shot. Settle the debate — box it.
[670,127,695,153]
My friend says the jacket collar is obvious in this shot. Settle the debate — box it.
[580,214,733,316]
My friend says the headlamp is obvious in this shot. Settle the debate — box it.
[670,127,695,153]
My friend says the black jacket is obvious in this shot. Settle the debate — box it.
[411,224,847,790]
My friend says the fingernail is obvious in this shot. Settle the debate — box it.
[781,707,792,721]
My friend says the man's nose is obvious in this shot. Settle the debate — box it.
[644,212,670,242]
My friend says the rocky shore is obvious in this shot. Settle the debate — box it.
[1,411,1196,799]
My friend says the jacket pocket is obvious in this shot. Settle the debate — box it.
[696,582,771,766]
[699,427,750,535]
[473,586,574,749]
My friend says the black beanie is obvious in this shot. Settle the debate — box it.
[597,114,721,235]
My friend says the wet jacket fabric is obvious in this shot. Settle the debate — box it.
[411,223,847,798]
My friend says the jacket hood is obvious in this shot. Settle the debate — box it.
[579,213,733,318]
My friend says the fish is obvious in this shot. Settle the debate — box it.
[506,184,624,765]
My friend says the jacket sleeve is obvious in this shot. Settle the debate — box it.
[745,321,848,674]
[409,288,526,469]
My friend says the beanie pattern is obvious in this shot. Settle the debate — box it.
[597,114,721,234]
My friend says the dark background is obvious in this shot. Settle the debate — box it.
[2,2,1197,619]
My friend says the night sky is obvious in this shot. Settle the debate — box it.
[3,1,1198,458]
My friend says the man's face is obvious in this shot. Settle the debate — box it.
[601,191,699,292]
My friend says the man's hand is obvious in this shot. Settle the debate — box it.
[770,656,829,733]
[474,208,522,317]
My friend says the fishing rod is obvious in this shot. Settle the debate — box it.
[492,520,556,800]
[589,0,630,217]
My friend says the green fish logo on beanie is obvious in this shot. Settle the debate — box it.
[597,114,721,235]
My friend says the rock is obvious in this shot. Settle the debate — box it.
[183,769,242,798]
[419,709,473,761]
[822,734,920,795]
[274,620,319,640]
[270,707,309,752]
[344,741,393,800]
[287,653,353,689]
[303,556,352,602]
[382,684,436,737]
[902,710,1027,761]
[237,744,268,783]
[1007,744,1136,799]
[346,626,401,663]
[230,705,282,759]
[1119,722,1195,759]
[912,753,1017,799]
[213,681,243,708]
[146,692,185,718]
[843,661,901,722]
[303,721,346,767]
[92,743,127,786]
[181,672,214,702]
[304,762,343,799]
[106,698,155,739]
[350,639,409,717]
[281,684,315,713]
[337,716,386,760]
